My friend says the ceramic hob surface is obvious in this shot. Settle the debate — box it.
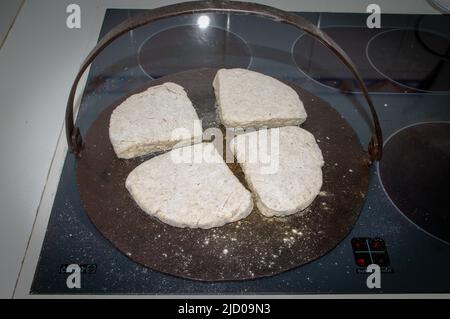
[30,9,450,294]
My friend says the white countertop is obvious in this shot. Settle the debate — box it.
[0,0,440,298]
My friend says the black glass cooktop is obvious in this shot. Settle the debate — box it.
[31,9,450,294]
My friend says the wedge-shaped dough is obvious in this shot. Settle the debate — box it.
[109,82,201,159]
[213,68,307,128]
[231,126,324,217]
[126,143,253,229]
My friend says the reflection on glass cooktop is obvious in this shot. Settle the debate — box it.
[30,9,450,295]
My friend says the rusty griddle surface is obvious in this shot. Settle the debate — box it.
[76,68,370,281]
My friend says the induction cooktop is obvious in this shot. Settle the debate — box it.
[30,9,450,294]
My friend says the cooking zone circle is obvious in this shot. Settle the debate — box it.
[138,24,252,79]
[367,29,450,93]
[292,27,380,93]
[379,122,450,244]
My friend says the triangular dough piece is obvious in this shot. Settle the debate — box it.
[109,82,202,159]
[213,68,307,128]
[231,126,324,217]
[126,143,253,229]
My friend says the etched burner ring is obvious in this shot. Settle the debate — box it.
[138,24,252,79]
[366,28,450,93]
[378,122,450,245]
[291,26,402,93]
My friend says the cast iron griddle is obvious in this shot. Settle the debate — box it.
[76,68,370,281]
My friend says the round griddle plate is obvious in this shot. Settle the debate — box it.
[77,68,370,281]
[379,122,450,244]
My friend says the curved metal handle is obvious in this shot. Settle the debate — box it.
[66,0,383,161]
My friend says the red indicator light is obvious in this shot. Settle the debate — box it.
[357,258,366,266]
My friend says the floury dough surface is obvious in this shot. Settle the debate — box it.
[126,143,254,229]
[109,82,202,159]
[213,68,307,128]
[231,126,324,217]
